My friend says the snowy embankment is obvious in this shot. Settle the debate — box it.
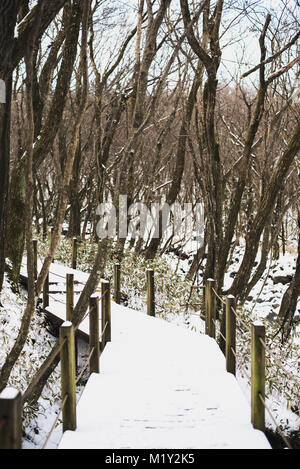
[0,273,88,449]
[59,302,270,449]
[0,275,63,446]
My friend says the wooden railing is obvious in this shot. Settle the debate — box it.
[0,267,112,449]
[0,245,296,449]
[0,242,155,450]
[206,279,294,449]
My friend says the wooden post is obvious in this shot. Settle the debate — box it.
[66,274,78,371]
[205,279,211,336]
[0,388,22,449]
[66,274,74,322]
[100,287,105,353]
[72,238,77,270]
[89,296,100,374]
[43,273,49,309]
[50,227,55,260]
[114,263,121,304]
[219,301,226,355]
[205,279,216,338]
[146,268,155,317]
[101,280,111,347]
[33,239,38,281]
[225,295,236,375]
[59,321,76,432]
[251,321,265,432]
[66,273,78,370]
[201,285,205,317]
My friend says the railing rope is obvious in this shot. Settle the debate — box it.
[258,393,292,449]
[41,394,68,449]
[76,347,95,385]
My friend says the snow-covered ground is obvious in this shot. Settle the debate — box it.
[0,273,89,449]
[59,303,270,449]
[0,275,62,447]
[0,239,299,448]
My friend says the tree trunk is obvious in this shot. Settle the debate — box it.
[0,0,88,391]
[230,119,300,298]
[68,135,82,238]
[0,0,20,292]
[185,244,206,282]
[277,217,300,339]
[145,66,202,259]
[0,75,12,293]
[5,159,26,290]
[5,0,81,284]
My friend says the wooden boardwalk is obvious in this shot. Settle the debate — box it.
[20,259,101,342]
[21,259,271,449]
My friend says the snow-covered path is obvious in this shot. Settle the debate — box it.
[59,304,270,449]
[20,258,101,339]
[21,259,270,449]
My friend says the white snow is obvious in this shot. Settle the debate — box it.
[58,303,270,449]
[0,387,20,400]
[253,320,264,326]
[20,257,94,286]
[61,321,72,328]
[20,258,104,337]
